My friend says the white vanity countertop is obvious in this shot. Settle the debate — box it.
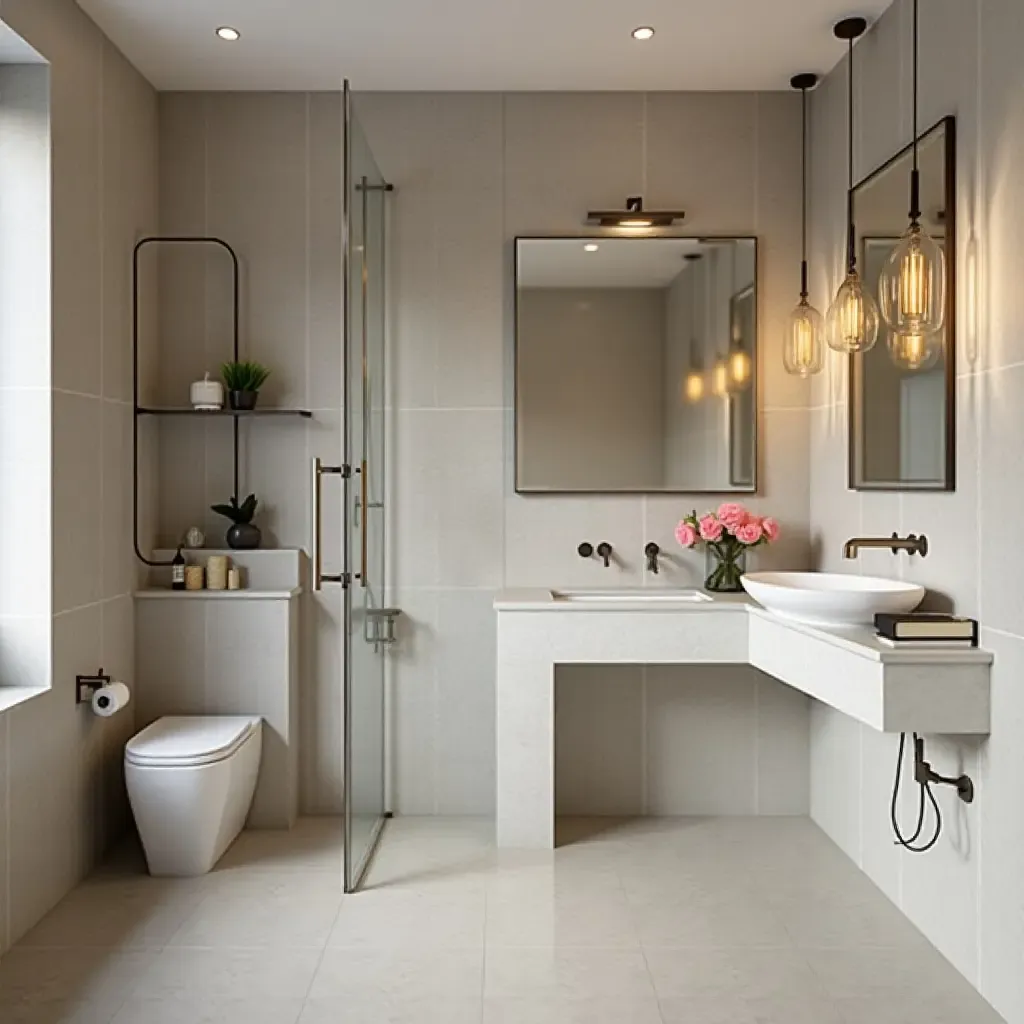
[749,606,992,665]
[493,588,992,666]
[494,588,749,612]
[494,586,993,848]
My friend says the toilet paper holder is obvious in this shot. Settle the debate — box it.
[76,669,111,705]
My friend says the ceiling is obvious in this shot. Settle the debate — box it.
[517,238,748,289]
[74,0,892,92]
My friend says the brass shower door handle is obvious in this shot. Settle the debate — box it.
[358,459,368,588]
[311,457,344,590]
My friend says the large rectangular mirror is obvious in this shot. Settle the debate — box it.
[851,117,956,491]
[515,237,757,493]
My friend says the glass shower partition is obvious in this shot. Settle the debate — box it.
[343,83,391,892]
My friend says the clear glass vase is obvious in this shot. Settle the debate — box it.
[704,543,747,593]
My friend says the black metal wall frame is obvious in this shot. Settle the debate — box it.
[131,236,240,567]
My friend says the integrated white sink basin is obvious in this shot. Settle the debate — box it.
[741,572,924,627]
[552,589,711,604]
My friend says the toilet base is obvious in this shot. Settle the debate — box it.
[126,726,261,877]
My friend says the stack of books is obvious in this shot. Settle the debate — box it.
[874,613,979,649]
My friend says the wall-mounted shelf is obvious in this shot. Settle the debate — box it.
[135,587,302,601]
[137,407,313,419]
[133,236,313,568]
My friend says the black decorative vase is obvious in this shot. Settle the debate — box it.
[226,523,261,550]
[228,389,258,411]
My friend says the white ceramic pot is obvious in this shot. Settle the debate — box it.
[190,373,224,411]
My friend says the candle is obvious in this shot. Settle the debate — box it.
[207,555,229,591]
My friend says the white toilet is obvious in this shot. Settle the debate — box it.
[125,715,262,876]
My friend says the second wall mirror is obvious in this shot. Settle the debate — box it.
[515,237,758,494]
[850,117,956,491]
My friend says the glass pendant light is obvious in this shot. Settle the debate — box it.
[879,0,946,361]
[729,346,753,390]
[711,355,730,398]
[826,18,880,355]
[682,253,705,402]
[887,330,941,372]
[727,245,753,390]
[684,368,705,403]
[706,251,730,398]
[784,73,825,377]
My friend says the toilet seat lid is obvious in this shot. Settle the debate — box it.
[126,716,260,768]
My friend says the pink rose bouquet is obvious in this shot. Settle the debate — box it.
[674,521,698,548]
[675,503,779,592]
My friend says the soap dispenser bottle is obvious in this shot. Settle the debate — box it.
[171,547,186,591]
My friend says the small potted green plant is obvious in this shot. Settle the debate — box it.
[221,360,271,411]
[211,493,261,550]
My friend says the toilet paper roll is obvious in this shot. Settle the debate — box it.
[91,681,130,718]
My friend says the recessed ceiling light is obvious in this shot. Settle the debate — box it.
[632,26,655,41]
[584,243,599,252]
[216,26,241,42]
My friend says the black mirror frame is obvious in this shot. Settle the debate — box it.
[848,115,957,493]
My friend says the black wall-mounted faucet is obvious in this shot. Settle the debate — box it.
[579,541,614,568]
[644,542,660,574]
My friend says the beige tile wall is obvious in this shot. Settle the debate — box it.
[358,91,813,815]
[806,0,1024,1018]
[154,89,813,819]
[155,92,346,814]
[555,665,810,818]
[0,0,158,953]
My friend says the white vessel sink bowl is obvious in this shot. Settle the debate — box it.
[741,572,924,627]
[552,589,711,604]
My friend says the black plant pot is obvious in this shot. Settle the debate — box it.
[228,389,259,411]
[226,522,261,550]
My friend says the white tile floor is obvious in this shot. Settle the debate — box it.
[0,816,1005,1023]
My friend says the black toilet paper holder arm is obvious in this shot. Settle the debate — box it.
[76,669,110,705]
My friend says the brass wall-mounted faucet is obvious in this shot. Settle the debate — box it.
[843,533,929,558]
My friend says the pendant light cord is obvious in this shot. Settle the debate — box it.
[800,85,809,299]
[912,0,919,171]
[847,37,854,194]
[690,265,696,364]
[845,35,856,273]
[909,0,922,222]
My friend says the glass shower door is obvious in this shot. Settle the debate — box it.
[344,84,390,892]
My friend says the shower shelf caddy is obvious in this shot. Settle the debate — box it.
[132,236,312,567]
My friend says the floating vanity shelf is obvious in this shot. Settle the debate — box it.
[137,407,313,419]
[494,589,992,848]
[747,611,990,735]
